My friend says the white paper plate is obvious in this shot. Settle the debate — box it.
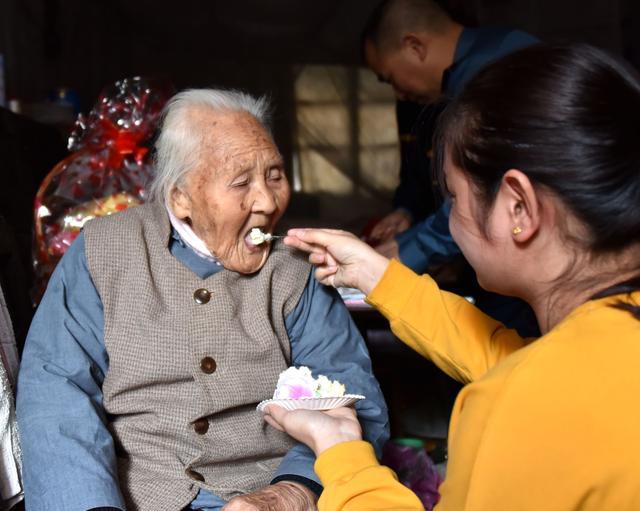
[256,394,365,413]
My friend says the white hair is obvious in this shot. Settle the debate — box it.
[149,88,272,204]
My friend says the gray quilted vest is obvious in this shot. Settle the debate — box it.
[83,200,310,510]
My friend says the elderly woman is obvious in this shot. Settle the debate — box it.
[16,90,388,511]
[266,44,640,510]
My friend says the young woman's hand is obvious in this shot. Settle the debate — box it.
[283,228,390,294]
[264,405,363,456]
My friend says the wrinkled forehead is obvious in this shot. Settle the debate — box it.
[189,108,271,145]
[193,108,274,150]
[186,108,280,175]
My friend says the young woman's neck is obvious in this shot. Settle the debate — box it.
[525,245,640,334]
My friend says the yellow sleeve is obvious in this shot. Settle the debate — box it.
[366,259,528,383]
[314,441,424,511]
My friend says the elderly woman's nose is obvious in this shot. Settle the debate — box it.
[251,182,278,213]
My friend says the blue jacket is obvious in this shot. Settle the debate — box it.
[393,27,541,338]
[16,230,389,511]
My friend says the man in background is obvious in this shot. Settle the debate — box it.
[364,0,539,335]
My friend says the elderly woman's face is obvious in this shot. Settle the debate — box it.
[171,110,290,274]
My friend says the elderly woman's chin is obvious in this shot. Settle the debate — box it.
[221,239,272,275]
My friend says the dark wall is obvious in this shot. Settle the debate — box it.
[1,0,637,224]
[2,0,638,109]
[1,0,637,177]
[0,0,376,106]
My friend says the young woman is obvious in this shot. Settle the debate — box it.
[265,44,640,511]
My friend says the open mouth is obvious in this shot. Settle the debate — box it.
[244,225,271,251]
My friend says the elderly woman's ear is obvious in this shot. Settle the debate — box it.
[170,186,193,222]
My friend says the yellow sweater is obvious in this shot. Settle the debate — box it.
[314,260,640,511]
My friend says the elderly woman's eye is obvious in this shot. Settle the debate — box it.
[267,168,283,180]
[231,177,249,187]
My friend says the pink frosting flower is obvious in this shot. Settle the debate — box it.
[273,366,347,400]
[282,385,314,399]
[273,367,316,399]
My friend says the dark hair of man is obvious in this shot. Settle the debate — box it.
[362,0,452,54]
[433,43,640,318]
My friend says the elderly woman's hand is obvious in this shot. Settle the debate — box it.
[263,405,362,457]
[283,229,390,295]
[223,481,317,511]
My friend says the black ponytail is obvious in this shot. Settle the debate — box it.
[434,43,640,318]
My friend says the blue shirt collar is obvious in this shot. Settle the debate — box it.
[169,228,224,279]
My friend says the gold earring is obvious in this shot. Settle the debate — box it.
[512,226,523,235]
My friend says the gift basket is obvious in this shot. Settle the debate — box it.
[32,77,172,302]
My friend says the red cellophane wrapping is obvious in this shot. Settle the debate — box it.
[32,76,173,302]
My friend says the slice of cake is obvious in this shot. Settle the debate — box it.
[273,366,346,400]
[248,227,273,245]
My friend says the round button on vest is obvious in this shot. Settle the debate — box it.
[185,468,205,482]
[193,288,211,304]
[193,418,209,435]
[200,357,217,374]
